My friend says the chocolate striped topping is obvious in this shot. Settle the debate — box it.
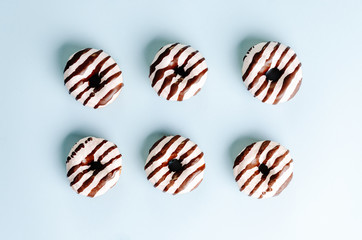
[64,48,124,109]
[145,135,205,195]
[66,137,122,198]
[233,140,294,199]
[241,41,302,104]
[149,43,208,101]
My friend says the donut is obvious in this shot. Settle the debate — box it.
[64,48,124,108]
[149,43,208,101]
[145,135,205,194]
[233,140,293,199]
[66,136,122,197]
[241,41,302,104]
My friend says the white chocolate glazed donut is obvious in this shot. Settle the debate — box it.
[145,135,205,195]
[233,140,294,199]
[149,43,208,101]
[66,137,122,197]
[242,41,302,104]
[64,48,124,108]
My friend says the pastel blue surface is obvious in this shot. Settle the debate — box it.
[1,0,362,239]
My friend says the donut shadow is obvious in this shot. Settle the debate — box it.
[140,130,172,165]
[60,130,101,178]
[228,135,263,176]
[56,41,94,79]
[144,37,176,71]
[237,36,270,70]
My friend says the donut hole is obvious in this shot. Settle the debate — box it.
[88,73,102,88]
[258,163,270,176]
[174,67,188,78]
[168,159,183,172]
[265,67,283,82]
[89,161,104,171]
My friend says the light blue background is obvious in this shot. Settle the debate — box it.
[1,0,361,239]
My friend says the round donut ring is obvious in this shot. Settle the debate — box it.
[149,43,208,101]
[233,140,294,199]
[66,137,122,197]
[242,41,302,104]
[145,135,206,195]
[64,48,124,108]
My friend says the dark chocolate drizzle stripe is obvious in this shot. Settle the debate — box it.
[84,140,108,163]
[94,82,124,109]
[82,71,122,105]
[77,154,122,195]
[242,42,302,104]
[75,86,91,101]
[147,161,168,180]
[70,145,118,186]
[147,139,190,180]
[270,150,289,169]
[262,54,297,104]
[64,50,103,84]
[276,47,290,66]
[75,152,121,190]
[157,74,176,95]
[67,141,86,163]
[247,43,281,90]
[64,48,91,72]
[150,43,207,100]
[180,50,199,70]
[237,141,273,191]
[178,144,198,160]
[177,66,208,101]
[260,50,297,103]
[67,140,107,177]
[166,50,199,100]
[77,66,121,102]
[260,51,297,102]
[88,166,122,197]
[174,164,205,195]
[241,145,278,193]
[261,80,277,103]
[242,42,271,81]
[67,138,122,198]
[265,159,293,193]
[288,80,302,101]
[254,79,269,97]
[237,141,271,185]
[163,152,203,192]
[149,136,167,153]
[273,172,293,197]
[233,142,256,168]
[240,170,259,191]
[181,152,204,170]
[144,135,181,169]
[273,63,302,104]
[248,145,281,196]
[98,145,117,162]
[146,136,205,194]
[99,63,117,79]
[154,171,171,188]
[256,141,271,159]
[261,48,294,102]
[69,56,111,93]
[254,46,290,97]
[150,43,178,79]
[150,45,189,88]
[64,49,123,108]
[156,46,189,94]
[234,141,261,182]
[234,141,293,198]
